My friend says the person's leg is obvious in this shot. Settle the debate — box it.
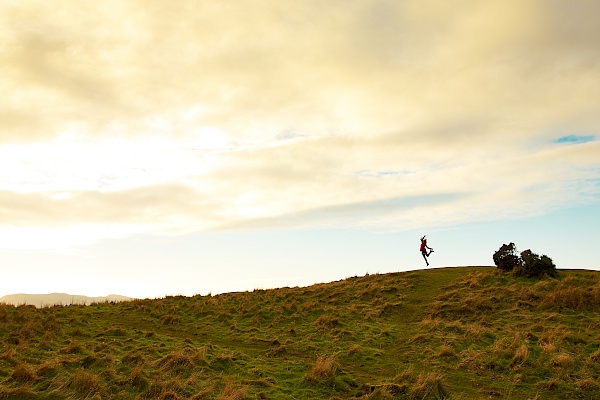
[422,251,429,266]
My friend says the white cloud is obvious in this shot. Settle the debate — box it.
[0,0,598,250]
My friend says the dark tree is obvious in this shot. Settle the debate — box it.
[492,243,521,272]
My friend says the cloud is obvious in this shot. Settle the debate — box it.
[1,0,599,249]
[2,0,596,144]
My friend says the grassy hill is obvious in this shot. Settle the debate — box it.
[1,266,600,399]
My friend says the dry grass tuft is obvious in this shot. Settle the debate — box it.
[420,317,442,331]
[552,353,575,368]
[122,350,146,366]
[438,345,455,358]
[509,344,530,369]
[589,348,600,362]
[191,386,216,400]
[104,325,127,336]
[393,366,415,384]
[126,366,148,389]
[457,349,487,371]
[538,324,572,350]
[412,372,448,399]
[302,300,318,311]
[543,278,600,310]
[463,321,493,341]
[195,346,208,364]
[59,341,83,354]
[0,347,17,363]
[10,364,37,383]
[536,378,560,391]
[539,341,557,354]
[216,381,248,400]
[215,352,235,363]
[154,351,196,373]
[37,360,60,377]
[0,385,37,399]
[147,377,183,398]
[305,355,338,383]
[159,391,186,400]
[161,314,181,325]
[348,344,361,355]
[313,314,339,329]
[67,369,104,398]
[266,345,286,357]
[409,333,428,343]
[577,378,600,391]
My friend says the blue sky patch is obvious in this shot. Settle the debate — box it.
[554,134,596,144]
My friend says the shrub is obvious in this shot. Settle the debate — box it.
[514,250,557,279]
[493,243,520,272]
[493,243,557,278]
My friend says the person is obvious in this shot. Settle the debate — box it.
[420,235,434,266]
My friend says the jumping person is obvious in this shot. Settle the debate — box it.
[420,236,434,266]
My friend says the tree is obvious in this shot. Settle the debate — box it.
[492,243,521,272]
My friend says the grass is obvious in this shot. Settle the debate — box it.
[1,267,600,399]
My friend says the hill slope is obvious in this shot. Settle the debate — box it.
[1,266,600,399]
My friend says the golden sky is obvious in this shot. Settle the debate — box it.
[1,0,599,252]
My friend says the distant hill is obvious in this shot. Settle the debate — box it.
[0,293,132,307]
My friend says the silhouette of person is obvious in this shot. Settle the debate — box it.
[420,236,434,266]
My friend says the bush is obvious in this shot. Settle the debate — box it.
[514,250,557,278]
[493,243,557,279]
[493,243,521,272]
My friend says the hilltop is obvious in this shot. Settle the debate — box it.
[1,266,600,399]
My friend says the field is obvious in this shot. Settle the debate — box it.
[1,266,600,399]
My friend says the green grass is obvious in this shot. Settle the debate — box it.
[1,267,600,399]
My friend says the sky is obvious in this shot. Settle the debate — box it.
[1,0,599,299]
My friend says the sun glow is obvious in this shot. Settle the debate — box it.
[0,134,219,193]
[0,225,154,252]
